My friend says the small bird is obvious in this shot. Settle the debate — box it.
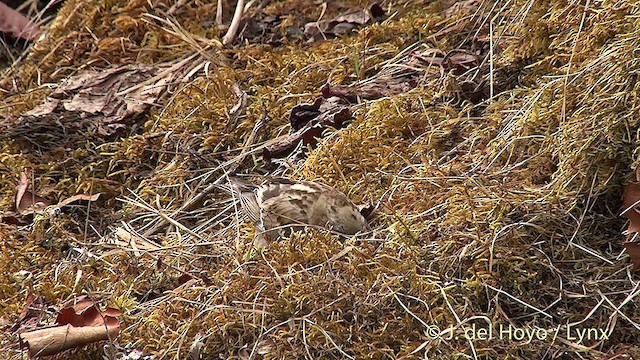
[221,177,369,242]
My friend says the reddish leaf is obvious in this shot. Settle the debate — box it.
[15,172,51,215]
[625,242,640,269]
[178,274,193,285]
[20,296,121,356]
[56,295,121,327]
[0,2,40,40]
[1,212,21,225]
[446,50,480,71]
[622,182,640,233]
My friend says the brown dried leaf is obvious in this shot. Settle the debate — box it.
[323,46,488,104]
[56,295,121,328]
[264,97,352,160]
[624,242,640,269]
[17,64,169,139]
[304,3,385,40]
[53,193,101,211]
[15,172,100,216]
[20,296,121,355]
[446,50,480,71]
[0,1,40,40]
[622,182,640,234]
[442,0,483,17]
[15,172,51,215]
[19,322,120,357]
[0,212,21,225]
[322,77,417,102]
[227,83,248,129]
[12,293,51,332]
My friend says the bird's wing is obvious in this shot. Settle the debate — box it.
[261,198,311,231]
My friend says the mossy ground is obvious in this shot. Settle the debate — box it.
[1,0,640,359]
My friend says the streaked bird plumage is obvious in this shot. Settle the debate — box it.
[221,177,368,240]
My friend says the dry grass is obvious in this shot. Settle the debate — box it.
[1,0,640,359]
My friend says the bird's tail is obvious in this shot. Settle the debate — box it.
[216,177,259,195]
[216,177,261,224]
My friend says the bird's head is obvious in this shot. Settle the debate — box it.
[330,205,369,235]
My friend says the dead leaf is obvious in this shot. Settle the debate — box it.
[19,296,121,357]
[178,274,193,285]
[304,2,385,40]
[442,0,483,17]
[20,323,120,357]
[321,76,418,102]
[625,242,640,269]
[0,1,40,40]
[445,50,480,72]
[263,96,352,161]
[227,83,248,129]
[10,64,172,148]
[56,295,121,327]
[16,172,51,215]
[240,13,295,45]
[15,171,100,216]
[52,193,101,212]
[322,46,489,104]
[622,182,640,234]
[0,212,21,225]
[12,293,51,333]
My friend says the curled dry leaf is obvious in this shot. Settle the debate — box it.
[323,47,482,103]
[15,172,100,216]
[16,172,51,215]
[12,293,51,333]
[622,169,640,268]
[622,182,640,234]
[4,64,173,150]
[227,83,248,129]
[52,193,101,212]
[263,96,352,161]
[0,1,40,40]
[624,242,640,269]
[19,295,121,357]
[304,2,385,40]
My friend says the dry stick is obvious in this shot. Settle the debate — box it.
[143,119,264,237]
[216,0,223,25]
[222,0,245,45]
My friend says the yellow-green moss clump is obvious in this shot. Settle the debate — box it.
[1,0,640,359]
